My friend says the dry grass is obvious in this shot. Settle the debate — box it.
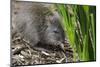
[11,33,74,66]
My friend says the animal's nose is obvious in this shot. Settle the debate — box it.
[57,42,65,52]
[60,43,65,51]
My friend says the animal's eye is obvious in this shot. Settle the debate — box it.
[53,28,59,33]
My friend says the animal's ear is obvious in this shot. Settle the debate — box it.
[45,15,56,24]
[45,11,61,25]
[50,14,61,25]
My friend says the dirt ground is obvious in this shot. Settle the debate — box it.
[11,33,74,67]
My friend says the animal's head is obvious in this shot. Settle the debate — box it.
[41,12,65,51]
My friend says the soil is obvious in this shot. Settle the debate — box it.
[11,33,73,67]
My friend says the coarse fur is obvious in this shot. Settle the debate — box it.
[12,1,65,51]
